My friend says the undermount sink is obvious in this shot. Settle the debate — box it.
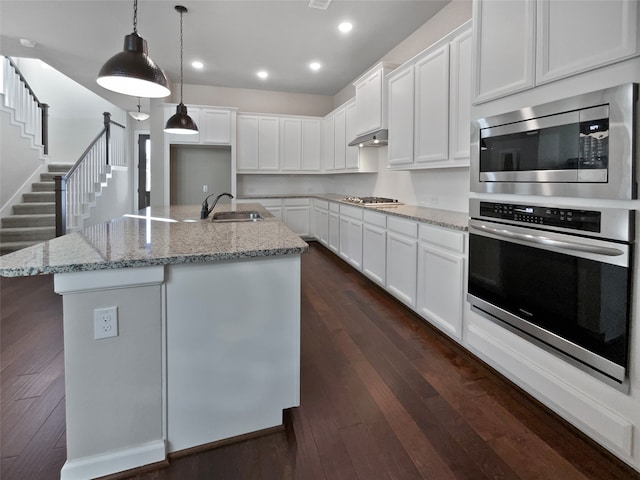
[211,211,263,223]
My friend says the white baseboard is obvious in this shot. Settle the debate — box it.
[60,440,166,480]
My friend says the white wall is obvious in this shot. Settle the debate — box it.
[85,168,132,228]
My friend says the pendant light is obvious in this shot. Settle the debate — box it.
[164,5,198,135]
[97,0,170,98]
[129,97,150,121]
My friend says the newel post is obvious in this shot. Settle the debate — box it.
[41,104,49,155]
[54,175,66,237]
[103,112,111,165]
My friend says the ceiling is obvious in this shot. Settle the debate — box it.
[0,0,450,112]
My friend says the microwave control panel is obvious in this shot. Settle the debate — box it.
[479,202,601,233]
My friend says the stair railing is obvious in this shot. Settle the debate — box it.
[55,113,126,235]
[1,56,49,154]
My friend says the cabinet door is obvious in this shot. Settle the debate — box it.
[414,45,450,164]
[323,114,335,170]
[302,119,321,171]
[387,66,415,166]
[344,100,360,169]
[472,0,536,103]
[281,118,302,171]
[237,115,259,170]
[201,109,232,144]
[355,69,383,136]
[259,117,280,170]
[449,29,472,162]
[328,211,340,253]
[339,215,350,261]
[536,0,639,85]
[315,207,329,245]
[347,219,363,270]
[417,243,464,341]
[283,205,310,237]
[334,107,347,170]
[386,232,417,308]
[362,223,386,286]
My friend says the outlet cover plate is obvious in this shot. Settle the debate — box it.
[94,306,118,340]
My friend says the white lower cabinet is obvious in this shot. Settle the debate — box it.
[328,202,340,254]
[362,210,387,287]
[417,224,466,341]
[282,198,311,237]
[313,200,329,246]
[338,205,363,270]
[386,216,418,308]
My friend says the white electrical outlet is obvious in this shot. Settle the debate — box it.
[203,185,208,193]
[94,306,118,340]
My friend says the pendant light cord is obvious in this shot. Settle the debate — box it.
[133,0,138,34]
[179,7,184,104]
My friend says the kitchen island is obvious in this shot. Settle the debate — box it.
[0,203,308,480]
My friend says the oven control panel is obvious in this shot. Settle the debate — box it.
[479,202,601,232]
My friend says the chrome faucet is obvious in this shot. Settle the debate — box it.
[200,192,234,219]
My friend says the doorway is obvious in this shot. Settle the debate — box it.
[138,133,151,209]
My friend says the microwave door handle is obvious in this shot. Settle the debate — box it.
[469,224,625,257]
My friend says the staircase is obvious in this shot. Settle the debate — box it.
[0,163,71,255]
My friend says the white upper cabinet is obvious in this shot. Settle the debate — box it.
[414,44,450,164]
[472,0,535,104]
[280,117,321,172]
[473,0,639,103]
[387,22,471,170]
[344,99,360,170]
[301,119,321,171]
[333,107,347,170]
[200,109,233,144]
[353,62,397,137]
[281,117,302,171]
[387,66,414,166]
[237,114,279,171]
[449,28,472,161]
[322,112,335,171]
[536,0,639,85]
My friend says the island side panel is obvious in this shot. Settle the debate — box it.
[165,254,301,454]
[54,266,165,480]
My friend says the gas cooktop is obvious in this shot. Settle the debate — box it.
[343,196,403,207]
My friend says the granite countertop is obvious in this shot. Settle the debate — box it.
[239,193,469,231]
[0,204,308,277]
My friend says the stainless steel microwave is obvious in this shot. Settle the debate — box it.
[470,83,638,199]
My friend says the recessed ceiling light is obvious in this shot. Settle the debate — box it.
[309,62,322,71]
[19,38,36,48]
[192,60,204,69]
[257,70,268,79]
[338,22,353,33]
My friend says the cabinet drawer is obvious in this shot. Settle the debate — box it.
[340,204,364,220]
[282,198,310,207]
[419,224,465,253]
[363,209,387,228]
[314,199,328,210]
[329,202,340,213]
[388,216,418,238]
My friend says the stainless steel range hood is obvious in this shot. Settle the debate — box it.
[348,129,388,147]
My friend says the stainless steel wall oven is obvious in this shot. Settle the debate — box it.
[467,199,634,391]
[470,83,637,199]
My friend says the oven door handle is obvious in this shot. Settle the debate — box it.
[469,223,625,257]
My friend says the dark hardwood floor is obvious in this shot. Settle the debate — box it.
[2,242,640,479]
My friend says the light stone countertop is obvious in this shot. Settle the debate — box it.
[239,194,469,231]
[0,203,308,277]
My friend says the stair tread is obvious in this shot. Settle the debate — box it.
[0,226,55,232]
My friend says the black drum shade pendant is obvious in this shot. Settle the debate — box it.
[97,0,170,98]
[164,5,198,135]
